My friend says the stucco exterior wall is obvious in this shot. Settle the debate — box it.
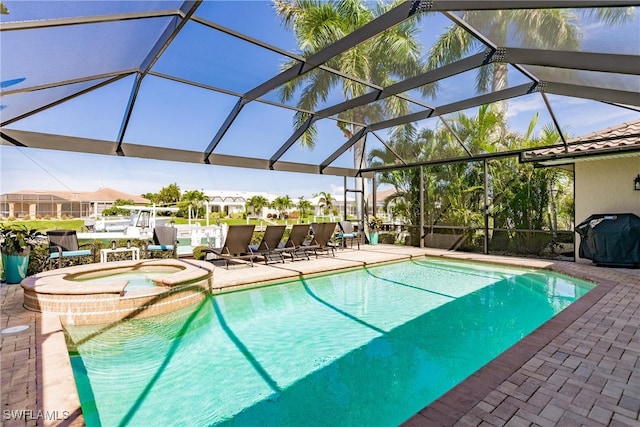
[574,156,640,261]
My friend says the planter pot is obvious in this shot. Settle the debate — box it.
[369,231,379,245]
[1,252,30,284]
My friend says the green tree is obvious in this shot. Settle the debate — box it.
[314,191,335,216]
[246,195,270,217]
[102,199,135,216]
[424,8,634,239]
[274,0,425,219]
[271,195,293,219]
[428,8,633,101]
[141,191,161,205]
[159,183,181,205]
[1,2,9,14]
[297,196,313,219]
[368,125,444,226]
[142,183,181,207]
[179,190,209,220]
[368,106,568,251]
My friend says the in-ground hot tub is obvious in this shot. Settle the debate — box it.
[21,259,214,325]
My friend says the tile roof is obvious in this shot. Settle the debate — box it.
[1,187,148,203]
[520,119,640,163]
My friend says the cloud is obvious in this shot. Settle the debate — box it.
[505,96,546,118]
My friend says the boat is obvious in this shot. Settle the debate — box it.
[78,205,179,241]
[78,205,227,257]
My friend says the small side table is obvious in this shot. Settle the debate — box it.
[100,247,140,263]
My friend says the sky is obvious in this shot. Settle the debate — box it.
[1,1,638,198]
[0,146,350,197]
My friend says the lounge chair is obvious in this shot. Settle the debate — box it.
[337,220,360,249]
[47,230,96,269]
[203,224,257,269]
[277,224,311,261]
[249,225,286,264]
[304,222,337,258]
[144,226,178,258]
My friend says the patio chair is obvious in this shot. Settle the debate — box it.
[47,230,96,269]
[144,226,178,259]
[249,225,286,264]
[203,224,257,269]
[304,222,337,258]
[276,224,311,261]
[337,220,360,250]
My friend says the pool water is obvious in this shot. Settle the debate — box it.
[64,258,594,426]
[71,269,178,291]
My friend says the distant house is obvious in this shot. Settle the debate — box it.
[0,187,149,219]
[203,190,357,219]
[205,190,271,217]
[367,188,396,217]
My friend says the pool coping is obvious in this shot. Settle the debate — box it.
[3,245,639,426]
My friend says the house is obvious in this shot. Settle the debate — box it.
[204,190,270,216]
[520,119,640,262]
[367,188,396,218]
[0,187,149,219]
[203,189,357,219]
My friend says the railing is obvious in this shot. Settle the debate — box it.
[390,225,575,260]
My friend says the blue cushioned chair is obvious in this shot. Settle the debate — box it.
[145,226,178,259]
[337,221,360,249]
[47,230,96,269]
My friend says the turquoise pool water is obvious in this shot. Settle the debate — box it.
[71,269,178,291]
[64,258,594,426]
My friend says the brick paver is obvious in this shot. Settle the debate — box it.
[1,283,37,427]
[2,248,640,426]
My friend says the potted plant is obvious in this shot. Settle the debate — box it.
[0,225,43,284]
[367,216,383,245]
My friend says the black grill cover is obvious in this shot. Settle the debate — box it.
[575,213,640,267]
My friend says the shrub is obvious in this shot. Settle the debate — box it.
[192,245,209,261]
[28,245,50,275]
[0,225,43,255]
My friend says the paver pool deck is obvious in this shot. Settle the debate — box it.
[2,245,639,426]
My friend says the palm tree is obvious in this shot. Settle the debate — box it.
[156,183,181,205]
[297,196,313,219]
[180,190,209,221]
[271,195,293,219]
[273,0,425,220]
[425,8,633,244]
[246,195,269,217]
[368,125,446,226]
[314,191,335,216]
[429,8,634,100]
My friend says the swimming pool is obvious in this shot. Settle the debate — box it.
[64,258,594,426]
